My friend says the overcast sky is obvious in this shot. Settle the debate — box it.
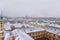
[0,0,60,17]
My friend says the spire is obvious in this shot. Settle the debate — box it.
[1,10,3,20]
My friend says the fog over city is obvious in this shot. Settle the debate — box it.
[0,0,60,18]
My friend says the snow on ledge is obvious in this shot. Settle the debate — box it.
[0,31,3,33]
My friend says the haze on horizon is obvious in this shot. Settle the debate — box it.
[0,0,60,18]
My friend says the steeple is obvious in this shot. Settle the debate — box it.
[0,10,4,40]
[0,10,4,30]
[0,10,3,21]
[1,10,3,20]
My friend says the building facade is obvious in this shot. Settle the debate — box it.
[0,21,4,40]
[27,31,60,40]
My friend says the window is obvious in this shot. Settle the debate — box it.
[59,36,60,38]
[54,34,55,36]
[39,32,41,34]
[33,33,34,35]
[0,22,2,30]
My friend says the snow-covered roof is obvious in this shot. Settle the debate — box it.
[21,24,60,36]
[4,33,10,40]
[4,22,23,30]
[15,36,25,40]
[45,27,60,35]
[4,22,12,30]
[36,23,60,36]
[37,23,47,26]
[20,27,45,33]
[24,25,60,36]
[12,23,23,27]
[12,29,34,40]
[48,23,60,28]
[23,24,34,27]
[4,22,60,40]
[37,22,60,28]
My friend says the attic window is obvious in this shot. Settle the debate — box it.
[30,30,32,31]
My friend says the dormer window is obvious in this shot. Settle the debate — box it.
[55,29,56,31]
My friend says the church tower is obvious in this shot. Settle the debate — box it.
[0,11,4,40]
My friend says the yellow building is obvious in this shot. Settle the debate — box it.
[0,31,4,40]
[27,31,60,40]
[0,21,4,30]
[0,18,4,40]
[27,31,45,39]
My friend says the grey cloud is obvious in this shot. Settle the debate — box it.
[0,0,60,18]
